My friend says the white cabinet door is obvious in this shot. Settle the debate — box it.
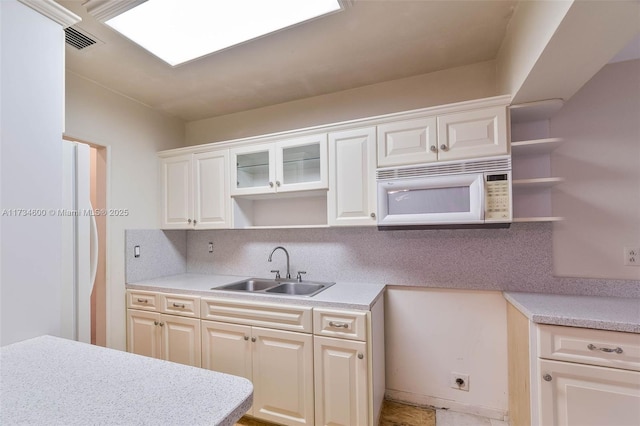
[539,359,640,426]
[160,155,193,229]
[276,134,328,193]
[377,117,437,167]
[193,150,230,229]
[230,144,276,196]
[328,127,377,226]
[252,327,314,425]
[314,336,369,426]
[437,106,508,161]
[160,314,201,367]
[201,320,252,380]
[126,310,161,359]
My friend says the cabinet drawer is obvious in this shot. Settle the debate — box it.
[201,298,312,333]
[127,290,159,311]
[160,293,200,318]
[538,324,640,371]
[313,308,368,341]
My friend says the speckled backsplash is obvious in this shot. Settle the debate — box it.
[126,224,640,297]
[125,229,186,282]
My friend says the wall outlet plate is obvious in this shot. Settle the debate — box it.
[450,372,469,391]
[624,247,640,266]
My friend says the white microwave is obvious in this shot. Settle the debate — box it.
[376,156,512,229]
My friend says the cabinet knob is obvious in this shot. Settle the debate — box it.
[188,219,192,224]
[440,144,448,151]
[193,219,197,225]
[244,336,249,341]
[358,353,364,360]
[543,374,552,382]
[276,181,281,187]
[159,322,164,327]
[370,212,376,218]
[154,321,159,326]
[251,337,256,342]
[269,181,274,188]
[430,145,437,152]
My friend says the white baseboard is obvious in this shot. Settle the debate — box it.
[385,389,509,422]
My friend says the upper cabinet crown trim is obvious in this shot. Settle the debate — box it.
[18,0,81,28]
[158,95,512,158]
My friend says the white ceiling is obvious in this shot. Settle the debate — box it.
[58,0,517,122]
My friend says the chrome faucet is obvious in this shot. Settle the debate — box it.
[268,246,290,279]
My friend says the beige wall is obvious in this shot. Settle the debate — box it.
[551,59,640,280]
[496,0,572,98]
[385,288,508,419]
[185,60,497,145]
[65,72,185,350]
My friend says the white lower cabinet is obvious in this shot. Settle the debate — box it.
[126,309,201,367]
[507,303,640,426]
[539,359,640,426]
[201,320,314,425]
[126,291,201,367]
[314,336,369,426]
[128,291,385,426]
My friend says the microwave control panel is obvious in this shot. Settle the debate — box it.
[485,173,511,221]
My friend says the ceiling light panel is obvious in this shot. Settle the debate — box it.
[105,0,342,66]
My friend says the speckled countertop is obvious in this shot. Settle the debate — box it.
[127,273,387,310]
[504,292,640,333]
[0,335,253,426]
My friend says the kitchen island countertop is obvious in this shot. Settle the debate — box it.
[127,273,386,310]
[504,291,640,333]
[0,335,253,426]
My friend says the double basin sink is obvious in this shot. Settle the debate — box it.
[212,278,335,297]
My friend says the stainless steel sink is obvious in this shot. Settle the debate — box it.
[212,278,334,297]
[216,279,281,292]
[265,282,328,296]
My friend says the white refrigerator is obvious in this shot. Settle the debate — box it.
[61,140,98,343]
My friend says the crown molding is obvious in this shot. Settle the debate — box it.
[18,0,81,28]
[83,0,147,22]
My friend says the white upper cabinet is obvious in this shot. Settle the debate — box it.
[436,106,508,161]
[377,117,437,167]
[160,149,230,229]
[230,133,328,196]
[160,154,192,229]
[377,103,509,168]
[328,127,377,227]
[193,150,230,229]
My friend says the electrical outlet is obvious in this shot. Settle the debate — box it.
[208,242,214,254]
[624,247,640,266]
[450,372,469,391]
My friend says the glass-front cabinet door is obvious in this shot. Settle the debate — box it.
[230,134,327,196]
[276,134,328,193]
[230,144,276,196]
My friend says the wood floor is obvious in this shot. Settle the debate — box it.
[235,400,436,426]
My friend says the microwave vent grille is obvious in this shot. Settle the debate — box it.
[376,157,511,180]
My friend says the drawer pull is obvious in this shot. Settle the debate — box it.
[172,303,186,308]
[587,343,623,354]
[329,321,349,329]
[137,298,148,303]
[543,374,552,382]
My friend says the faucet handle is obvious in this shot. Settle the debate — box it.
[270,270,281,279]
[296,271,307,282]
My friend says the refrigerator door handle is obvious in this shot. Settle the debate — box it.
[89,202,98,294]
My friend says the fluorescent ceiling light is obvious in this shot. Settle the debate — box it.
[106,0,343,66]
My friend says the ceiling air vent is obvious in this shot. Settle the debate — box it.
[64,27,98,50]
